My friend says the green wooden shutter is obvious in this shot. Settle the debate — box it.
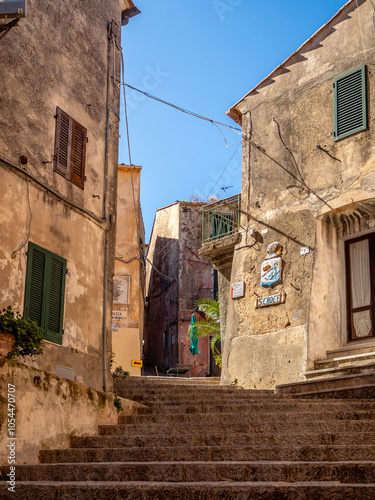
[24,243,66,345]
[24,246,45,327]
[333,64,367,141]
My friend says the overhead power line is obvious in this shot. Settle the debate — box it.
[124,83,242,134]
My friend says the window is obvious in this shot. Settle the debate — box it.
[345,233,375,341]
[333,64,367,141]
[24,243,67,345]
[54,107,87,189]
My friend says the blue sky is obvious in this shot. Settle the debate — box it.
[119,0,347,241]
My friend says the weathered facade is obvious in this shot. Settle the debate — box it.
[0,0,138,391]
[112,165,145,376]
[145,202,218,377]
[201,0,375,389]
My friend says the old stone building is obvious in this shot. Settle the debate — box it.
[201,0,375,389]
[0,0,139,392]
[112,164,145,376]
[145,202,219,377]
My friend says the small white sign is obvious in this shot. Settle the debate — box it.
[300,247,310,255]
[231,281,245,299]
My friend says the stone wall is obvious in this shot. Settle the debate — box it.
[219,0,375,388]
[0,358,143,465]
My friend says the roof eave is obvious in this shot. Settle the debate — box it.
[226,0,356,123]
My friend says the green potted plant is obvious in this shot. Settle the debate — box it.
[0,306,44,360]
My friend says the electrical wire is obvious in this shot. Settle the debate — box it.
[120,48,140,235]
[146,257,175,282]
[12,173,32,259]
[273,118,304,183]
[123,83,242,134]
[243,134,333,210]
[207,144,241,198]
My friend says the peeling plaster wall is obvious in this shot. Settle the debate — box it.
[0,0,126,391]
[113,165,145,375]
[145,203,215,376]
[0,358,145,465]
[221,0,375,388]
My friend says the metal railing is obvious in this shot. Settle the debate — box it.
[202,194,241,243]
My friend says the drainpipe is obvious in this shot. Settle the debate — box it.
[102,26,115,393]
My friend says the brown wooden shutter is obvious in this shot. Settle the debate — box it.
[54,107,86,189]
[54,107,71,177]
[70,120,86,189]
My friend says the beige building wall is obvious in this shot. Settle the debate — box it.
[203,0,375,389]
[112,165,145,376]
[0,0,137,392]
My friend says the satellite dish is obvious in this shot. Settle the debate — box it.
[0,0,27,22]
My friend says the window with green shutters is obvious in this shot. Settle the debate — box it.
[24,243,66,345]
[333,64,367,141]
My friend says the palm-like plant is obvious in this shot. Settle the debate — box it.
[190,297,221,368]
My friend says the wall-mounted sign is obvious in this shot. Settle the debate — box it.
[300,246,310,255]
[131,359,143,368]
[254,291,286,309]
[113,275,130,305]
[231,281,245,299]
[112,310,127,322]
[112,323,119,332]
[261,242,283,287]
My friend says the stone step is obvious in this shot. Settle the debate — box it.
[275,372,375,396]
[305,362,375,381]
[126,397,294,407]
[117,409,375,425]
[119,376,222,385]
[38,444,375,463]
[2,481,375,500]
[114,388,271,399]
[98,418,375,436]
[315,357,375,371]
[145,400,375,413]
[8,460,375,483]
[70,431,375,449]
[326,342,375,359]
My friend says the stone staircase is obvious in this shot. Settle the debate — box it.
[275,341,375,399]
[2,377,375,498]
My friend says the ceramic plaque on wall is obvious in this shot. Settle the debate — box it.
[261,242,283,287]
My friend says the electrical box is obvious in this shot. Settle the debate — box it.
[0,1,27,21]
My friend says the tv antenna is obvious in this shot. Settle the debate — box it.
[0,1,27,40]
[220,186,233,200]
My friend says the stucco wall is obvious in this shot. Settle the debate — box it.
[178,204,214,376]
[145,203,180,372]
[145,203,216,376]
[112,166,144,375]
[0,0,125,391]
[220,0,375,388]
[0,358,144,465]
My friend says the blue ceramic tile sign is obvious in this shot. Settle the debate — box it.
[261,242,283,287]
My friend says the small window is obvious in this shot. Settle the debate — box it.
[333,64,367,141]
[54,107,87,189]
[24,243,66,345]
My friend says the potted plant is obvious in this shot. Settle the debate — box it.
[0,306,44,360]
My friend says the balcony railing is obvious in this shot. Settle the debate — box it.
[202,194,241,243]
